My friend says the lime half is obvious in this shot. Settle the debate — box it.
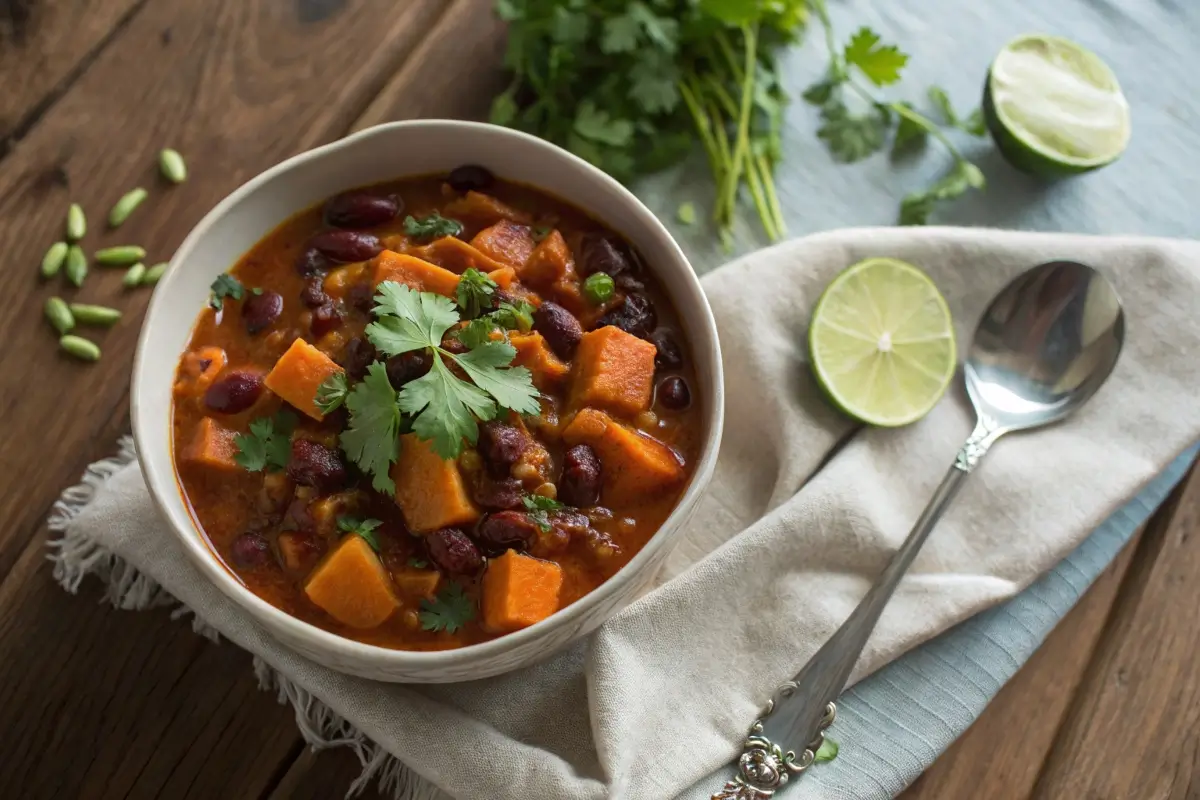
[983,33,1130,177]
[809,258,956,427]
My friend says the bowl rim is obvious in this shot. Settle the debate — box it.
[131,119,724,670]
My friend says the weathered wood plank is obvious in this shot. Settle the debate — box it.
[0,0,444,583]
[269,746,389,800]
[1032,467,1200,799]
[901,530,1141,800]
[0,0,146,146]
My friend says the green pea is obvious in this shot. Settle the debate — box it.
[123,262,147,287]
[44,297,75,334]
[159,149,187,184]
[41,241,68,279]
[66,203,86,242]
[60,334,101,362]
[65,245,87,287]
[68,303,122,326]
[94,245,146,265]
[108,188,148,228]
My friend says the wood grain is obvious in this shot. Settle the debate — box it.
[0,0,146,146]
[901,530,1143,800]
[1032,467,1200,800]
[269,746,388,800]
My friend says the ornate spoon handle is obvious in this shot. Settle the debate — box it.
[714,415,1004,800]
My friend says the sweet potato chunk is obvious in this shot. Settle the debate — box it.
[173,346,227,398]
[482,550,564,633]
[520,230,574,285]
[304,535,400,629]
[372,251,461,297]
[412,237,508,274]
[570,326,656,417]
[264,338,344,421]
[562,408,684,502]
[487,266,516,289]
[392,434,481,533]
[444,191,532,228]
[392,568,441,600]
[510,332,569,390]
[181,417,239,471]
[471,220,536,270]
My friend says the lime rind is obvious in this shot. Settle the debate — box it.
[984,33,1130,177]
[809,258,956,427]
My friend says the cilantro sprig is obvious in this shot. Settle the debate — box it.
[209,273,244,310]
[339,362,402,494]
[803,2,986,224]
[233,410,297,472]
[337,516,382,551]
[403,213,463,241]
[418,581,475,633]
[456,268,499,319]
[522,493,568,533]
[314,371,349,415]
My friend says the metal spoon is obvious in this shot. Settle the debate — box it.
[715,260,1125,799]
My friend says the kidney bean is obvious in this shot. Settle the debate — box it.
[204,370,264,414]
[338,336,376,379]
[282,497,314,532]
[286,439,347,492]
[296,247,332,277]
[657,376,691,410]
[310,303,343,339]
[230,532,271,568]
[579,233,634,278]
[551,509,593,536]
[533,301,583,360]
[478,421,529,476]
[446,164,495,193]
[471,476,524,510]
[427,528,483,574]
[559,444,601,507]
[477,510,539,550]
[324,191,401,229]
[649,329,684,371]
[386,350,432,388]
[241,289,283,334]
[598,292,657,339]
[300,277,331,309]
[346,283,375,313]
[307,230,382,263]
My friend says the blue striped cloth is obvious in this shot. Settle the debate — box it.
[646,0,1200,793]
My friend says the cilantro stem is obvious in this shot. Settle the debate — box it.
[743,152,777,242]
[720,23,759,228]
[843,79,967,161]
[755,153,787,238]
[678,80,725,190]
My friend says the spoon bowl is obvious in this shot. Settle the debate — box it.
[966,260,1125,432]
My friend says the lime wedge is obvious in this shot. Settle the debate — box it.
[809,258,956,427]
[983,33,1130,177]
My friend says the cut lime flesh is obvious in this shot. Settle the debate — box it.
[984,33,1130,177]
[809,258,956,427]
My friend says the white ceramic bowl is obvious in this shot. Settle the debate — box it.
[132,120,724,682]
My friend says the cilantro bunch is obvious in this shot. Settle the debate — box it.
[492,0,810,243]
[319,280,540,494]
[802,0,987,224]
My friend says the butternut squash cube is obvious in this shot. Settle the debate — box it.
[264,338,344,421]
[570,326,656,417]
[470,220,535,269]
[482,550,564,633]
[520,230,574,285]
[304,535,400,629]
[391,434,481,533]
[181,417,240,471]
[487,266,517,289]
[444,191,532,228]
[562,408,684,502]
[510,332,569,390]
[371,251,461,298]
[412,237,508,274]
[392,569,441,600]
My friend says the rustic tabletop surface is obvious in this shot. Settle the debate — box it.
[1,2,1197,799]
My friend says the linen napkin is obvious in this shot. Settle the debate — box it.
[51,227,1200,800]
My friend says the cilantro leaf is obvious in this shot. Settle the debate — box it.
[899,159,986,225]
[455,317,499,350]
[403,213,463,241]
[628,2,679,53]
[493,300,534,333]
[339,362,401,493]
[209,273,244,310]
[456,268,498,319]
[928,86,987,137]
[630,52,681,114]
[314,371,349,415]
[522,494,568,532]
[815,736,839,763]
[583,272,615,305]
[962,109,987,137]
[399,356,496,458]
[600,12,639,53]
[233,410,296,472]
[802,76,840,107]
[418,581,475,633]
[550,6,589,44]
[574,101,634,148]
[843,27,908,87]
[817,101,890,163]
[490,90,518,127]
[700,0,769,25]
[368,282,457,355]
[337,516,382,551]
[449,342,540,416]
[890,101,927,158]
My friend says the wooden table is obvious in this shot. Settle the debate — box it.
[1,3,1196,798]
